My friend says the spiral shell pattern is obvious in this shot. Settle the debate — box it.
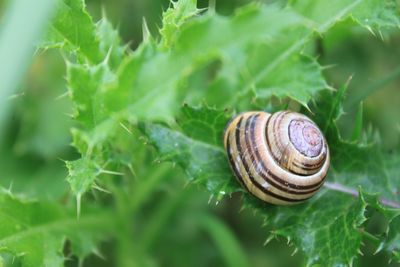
[223,111,330,205]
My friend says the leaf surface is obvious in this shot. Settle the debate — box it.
[0,192,112,267]
[39,0,400,265]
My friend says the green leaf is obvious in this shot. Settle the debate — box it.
[160,0,201,49]
[141,120,236,197]
[0,157,68,201]
[96,16,126,69]
[66,60,114,128]
[139,105,234,199]
[49,1,309,128]
[312,83,399,204]
[212,0,400,110]
[56,2,327,202]
[66,157,98,198]
[252,54,328,108]
[360,190,400,262]
[352,0,400,30]
[61,2,307,156]
[178,104,231,147]
[143,104,365,266]
[43,0,102,63]
[247,190,367,266]
[42,0,400,265]
[384,151,400,208]
[107,4,305,122]
[0,191,112,267]
[143,100,400,265]
[290,0,400,32]
[309,83,400,263]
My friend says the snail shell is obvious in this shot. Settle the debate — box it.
[224,111,330,205]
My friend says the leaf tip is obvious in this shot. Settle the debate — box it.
[142,17,152,42]
[263,235,274,246]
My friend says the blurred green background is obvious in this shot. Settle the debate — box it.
[0,0,400,266]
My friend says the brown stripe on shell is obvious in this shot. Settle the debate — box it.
[269,111,289,168]
[225,124,247,190]
[264,115,326,188]
[245,114,321,196]
[234,115,307,203]
[225,114,293,204]
[255,113,326,189]
[223,111,330,205]
[267,111,326,175]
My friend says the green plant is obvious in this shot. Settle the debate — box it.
[0,0,400,266]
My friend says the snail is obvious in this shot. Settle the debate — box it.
[223,111,330,205]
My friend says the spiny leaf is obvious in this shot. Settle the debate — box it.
[52,1,320,127]
[383,150,400,208]
[57,2,307,134]
[352,0,400,30]
[311,83,398,204]
[43,0,102,63]
[62,14,126,200]
[360,190,400,262]
[140,107,232,197]
[246,190,367,266]
[290,0,400,32]
[66,157,98,197]
[178,104,231,147]
[308,69,400,263]
[219,0,400,109]
[67,119,122,199]
[66,60,115,128]
[0,191,113,267]
[140,119,237,195]
[252,54,328,108]
[142,99,400,265]
[96,16,126,69]
[160,0,202,49]
[42,0,400,265]
[110,4,304,122]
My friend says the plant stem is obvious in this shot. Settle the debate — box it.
[209,0,216,14]
[139,189,190,252]
[323,181,400,209]
[129,163,171,213]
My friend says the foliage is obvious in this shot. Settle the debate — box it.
[0,0,400,266]
[0,190,112,267]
